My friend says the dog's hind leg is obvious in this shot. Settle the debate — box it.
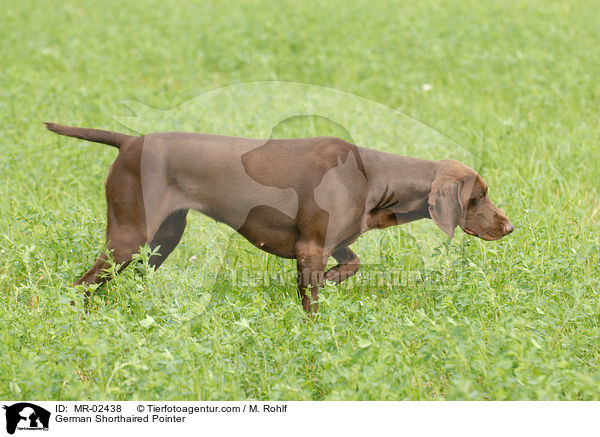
[72,209,187,287]
[73,144,148,288]
[73,225,148,288]
[148,209,189,269]
[73,254,111,287]
[72,207,187,288]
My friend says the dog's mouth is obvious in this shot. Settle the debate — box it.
[463,226,503,241]
[463,226,478,237]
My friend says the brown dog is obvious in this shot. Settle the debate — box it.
[46,123,513,312]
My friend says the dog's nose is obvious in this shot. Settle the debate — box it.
[504,222,514,235]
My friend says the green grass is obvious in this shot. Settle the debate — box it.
[1,0,600,400]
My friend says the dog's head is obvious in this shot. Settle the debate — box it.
[428,160,513,240]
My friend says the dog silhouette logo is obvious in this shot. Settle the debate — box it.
[2,403,50,434]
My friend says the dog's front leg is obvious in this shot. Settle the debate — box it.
[324,247,360,284]
[295,240,327,313]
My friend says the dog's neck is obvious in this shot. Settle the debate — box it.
[361,151,436,230]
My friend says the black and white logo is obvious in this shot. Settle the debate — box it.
[3,403,50,435]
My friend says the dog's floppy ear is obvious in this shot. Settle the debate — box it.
[428,176,469,238]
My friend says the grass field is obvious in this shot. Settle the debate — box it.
[1,0,600,400]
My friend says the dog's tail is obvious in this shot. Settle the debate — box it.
[44,122,135,149]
